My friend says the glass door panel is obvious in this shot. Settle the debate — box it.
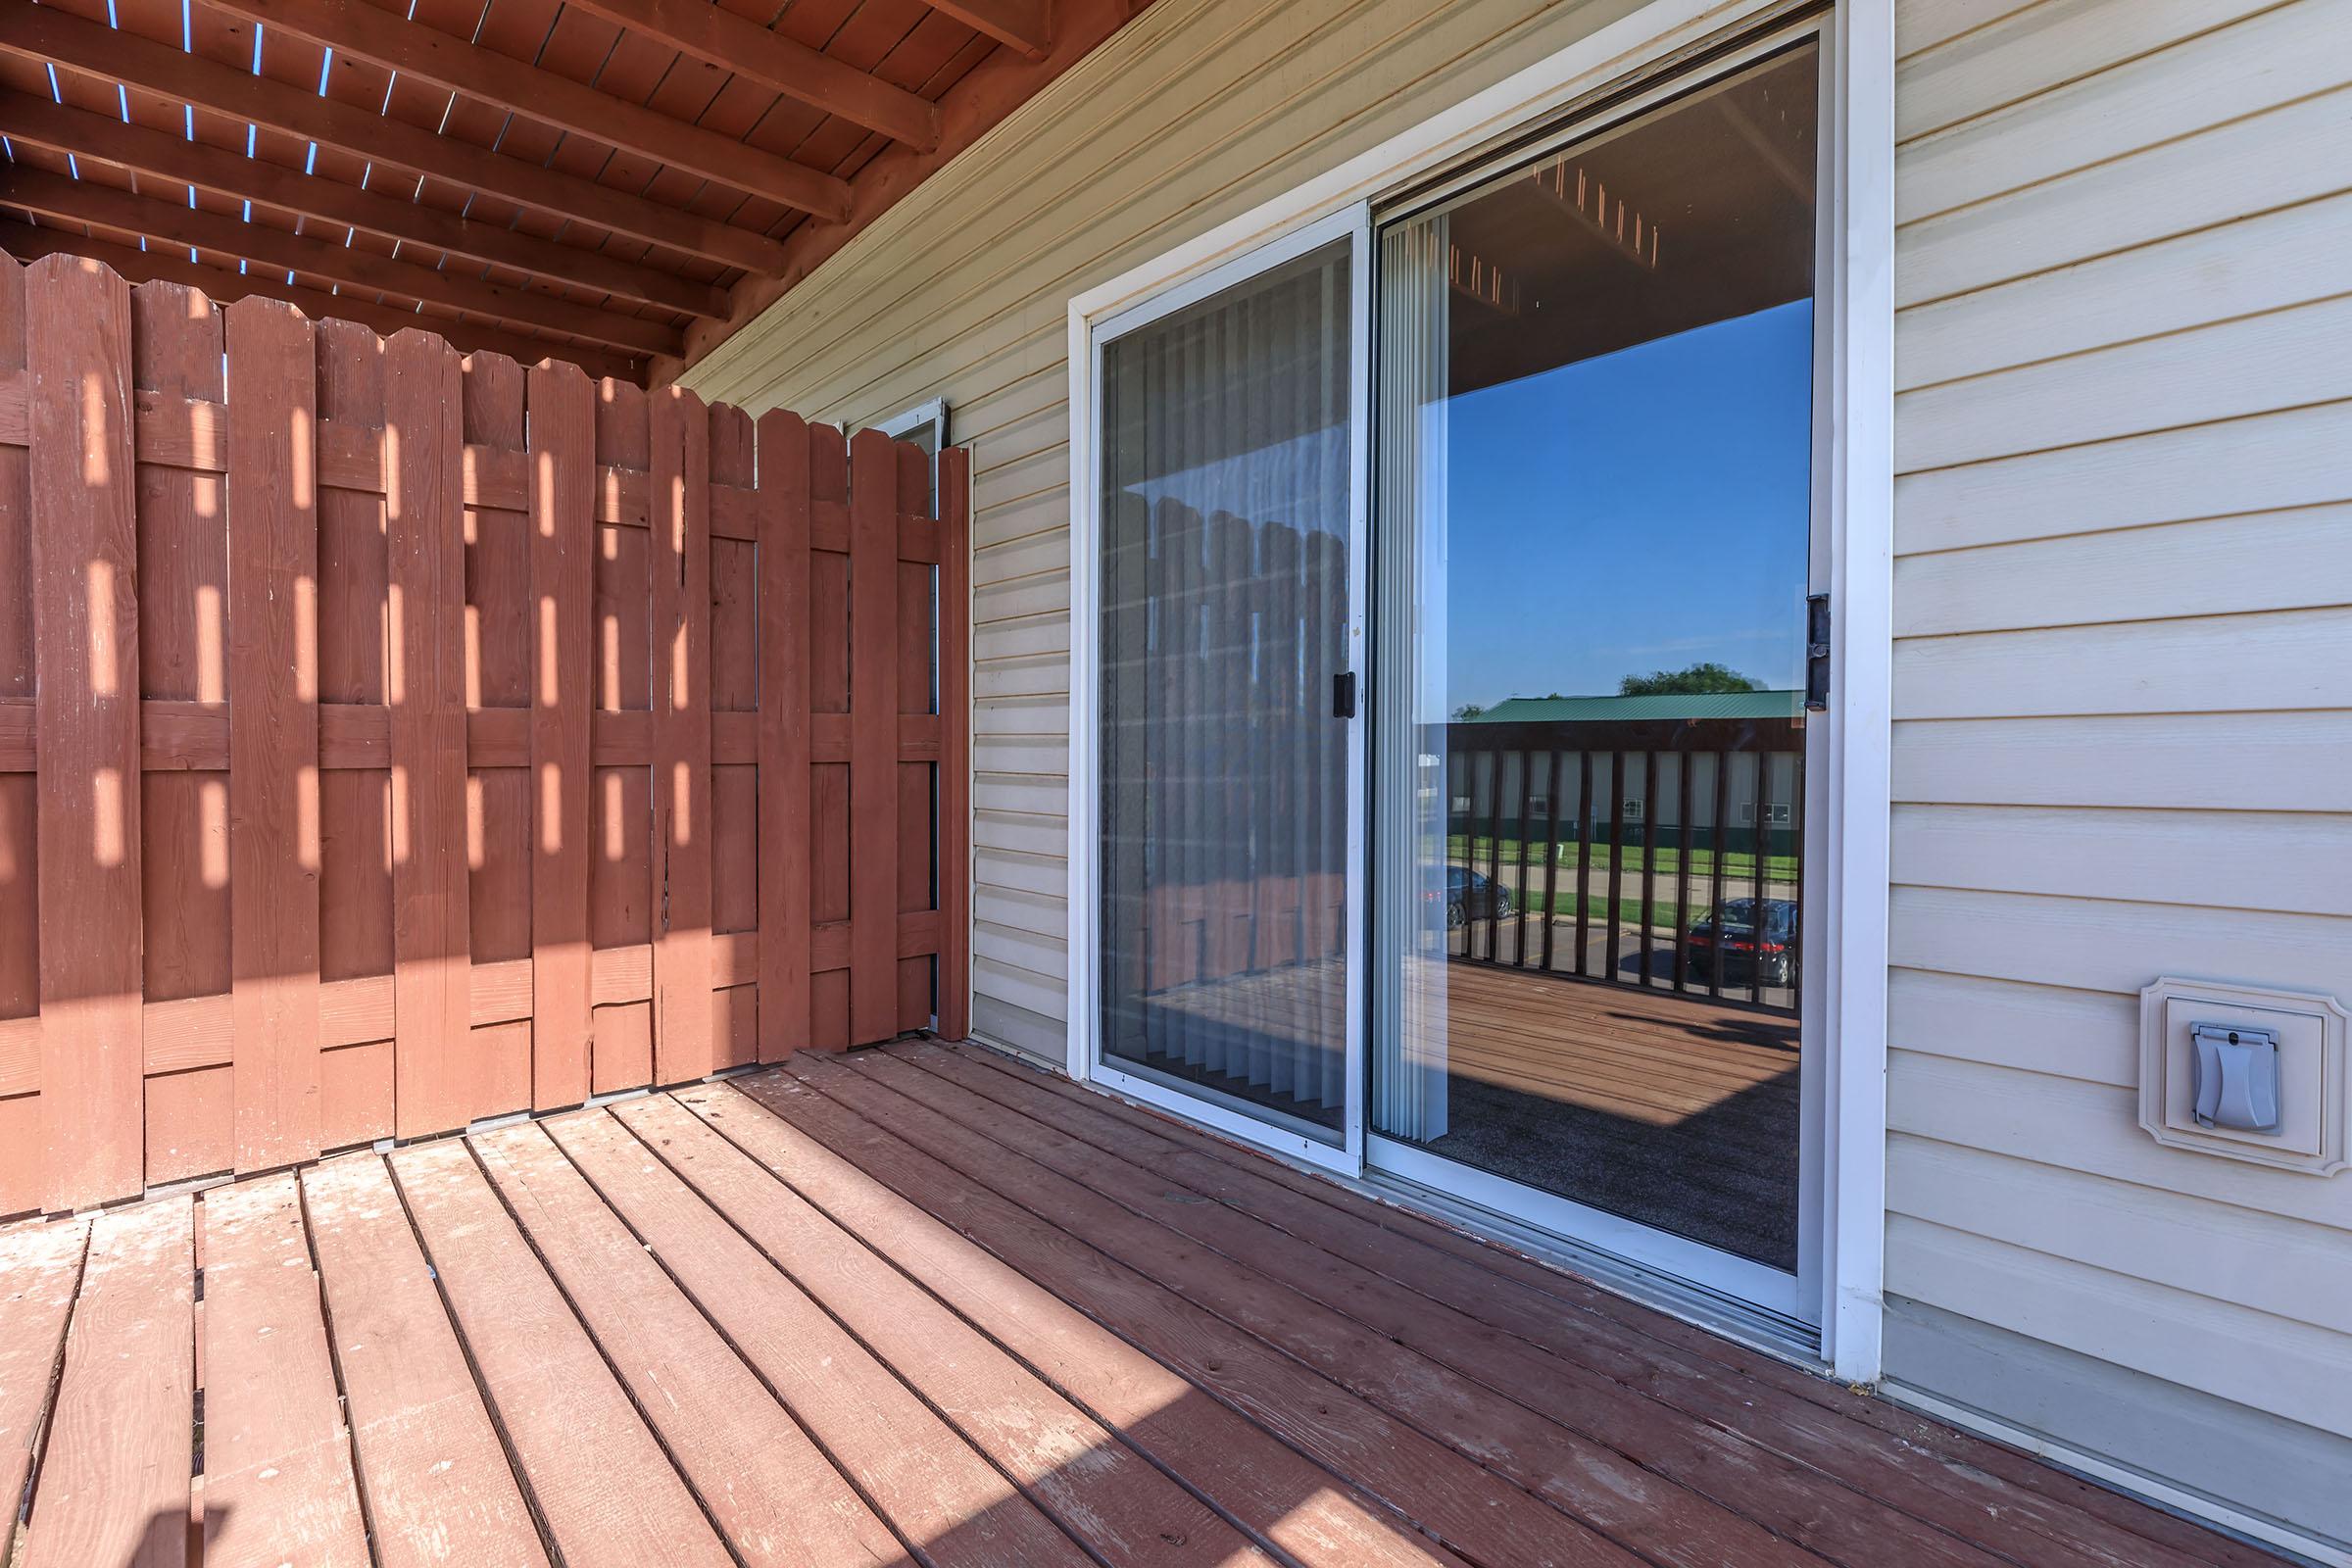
[1096,235,1358,1146]
[1371,45,1821,1285]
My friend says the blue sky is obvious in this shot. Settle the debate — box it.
[1435,300,1816,711]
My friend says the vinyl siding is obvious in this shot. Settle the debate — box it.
[684,0,2352,1547]
[683,0,1653,1059]
[1886,0,2352,1546]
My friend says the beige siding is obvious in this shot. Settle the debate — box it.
[685,0,2352,1530]
[1888,0,2352,1466]
[683,0,1650,1059]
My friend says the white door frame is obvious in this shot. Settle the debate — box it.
[1064,0,1892,1378]
[1067,204,1373,1177]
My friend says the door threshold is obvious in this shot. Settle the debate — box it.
[1350,1160,1823,1368]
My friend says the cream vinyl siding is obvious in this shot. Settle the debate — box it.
[685,0,2352,1527]
[1886,0,2352,1516]
[683,0,1652,1058]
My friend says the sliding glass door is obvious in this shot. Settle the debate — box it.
[1078,36,1827,1313]
[1088,217,1368,1165]
[1368,42,1825,1314]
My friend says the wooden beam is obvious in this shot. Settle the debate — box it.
[0,0,790,274]
[921,0,1053,59]
[1,169,682,358]
[665,0,1149,381]
[0,220,644,383]
[0,91,728,319]
[558,0,942,151]
[203,0,852,222]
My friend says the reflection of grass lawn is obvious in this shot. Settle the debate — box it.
[1490,891,1687,928]
[1447,837,1797,881]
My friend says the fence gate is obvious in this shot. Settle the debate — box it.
[0,251,970,1215]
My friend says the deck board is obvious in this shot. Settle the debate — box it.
[547,1100,1094,1568]
[386,1139,734,1568]
[301,1153,548,1568]
[196,1174,369,1568]
[0,1215,84,1563]
[0,1039,2288,1568]
[470,1119,906,1568]
[608,1092,1266,1568]
[22,1198,192,1568]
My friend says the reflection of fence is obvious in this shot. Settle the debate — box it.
[1102,496,1350,1117]
[1444,716,1802,1009]
[0,252,969,1214]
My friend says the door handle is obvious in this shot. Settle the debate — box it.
[1805,595,1830,712]
[1332,670,1358,719]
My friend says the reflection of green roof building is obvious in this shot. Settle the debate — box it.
[1447,689,1804,859]
[1467,690,1803,724]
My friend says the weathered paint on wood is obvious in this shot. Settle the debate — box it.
[386,331,473,1138]
[20,1197,192,1568]
[198,1173,369,1568]
[28,255,144,1211]
[652,385,715,1083]
[225,296,322,1172]
[527,360,597,1110]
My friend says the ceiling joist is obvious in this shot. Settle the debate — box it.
[0,92,729,318]
[0,217,644,382]
[0,168,683,358]
[559,0,945,151]
[0,0,792,274]
[203,0,853,222]
[921,0,1054,60]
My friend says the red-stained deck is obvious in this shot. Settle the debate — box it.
[0,1039,2285,1568]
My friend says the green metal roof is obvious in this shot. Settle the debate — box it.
[1466,690,1803,723]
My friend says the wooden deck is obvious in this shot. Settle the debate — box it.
[0,1040,2283,1568]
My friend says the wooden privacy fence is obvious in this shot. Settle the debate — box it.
[0,251,971,1216]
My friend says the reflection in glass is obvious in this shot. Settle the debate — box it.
[1098,240,1352,1137]
[1372,47,1818,1267]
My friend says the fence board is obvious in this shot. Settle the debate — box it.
[652,387,714,1083]
[0,248,964,1213]
[30,255,144,1210]
[225,297,323,1173]
[758,411,812,1060]
[129,279,230,1178]
[528,361,595,1109]
[938,445,971,1042]
[0,258,28,1213]
[387,331,473,1138]
[850,429,901,1044]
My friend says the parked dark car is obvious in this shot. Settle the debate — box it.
[1686,898,1798,986]
[1435,865,1513,929]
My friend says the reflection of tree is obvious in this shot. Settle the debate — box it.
[1451,702,1487,720]
[1619,662,1760,696]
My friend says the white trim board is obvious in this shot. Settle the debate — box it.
[1063,0,1894,1377]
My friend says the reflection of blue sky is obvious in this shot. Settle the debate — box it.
[1438,300,1815,710]
[1115,425,1350,538]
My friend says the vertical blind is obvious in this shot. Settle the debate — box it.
[1097,239,1353,1133]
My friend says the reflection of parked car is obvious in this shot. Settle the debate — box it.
[1433,866,1513,929]
[1688,898,1798,986]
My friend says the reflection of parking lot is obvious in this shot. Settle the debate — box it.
[1448,908,1797,1012]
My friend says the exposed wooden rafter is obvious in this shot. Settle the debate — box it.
[920,0,1054,59]
[0,0,791,275]
[0,92,728,318]
[201,0,853,221]
[0,218,643,382]
[559,0,944,151]
[0,169,682,358]
[666,0,1149,379]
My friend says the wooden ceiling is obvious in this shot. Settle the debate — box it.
[0,0,1150,382]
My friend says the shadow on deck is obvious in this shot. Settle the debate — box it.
[0,1038,2285,1568]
